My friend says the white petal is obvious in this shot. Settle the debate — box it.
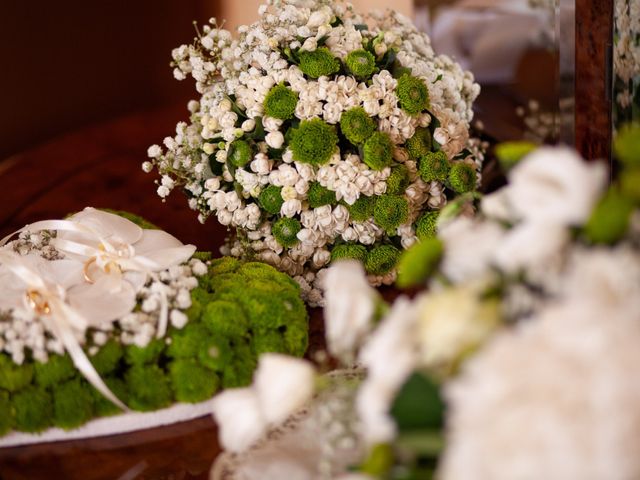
[212,388,268,453]
[68,275,136,327]
[66,207,143,245]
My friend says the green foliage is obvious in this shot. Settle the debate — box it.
[396,74,430,115]
[228,139,253,168]
[124,338,165,366]
[125,365,173,412]
[406,127,432,159]
[340,107,376,145]
[34,354,75,388]
[12,387,52,433]
[363,131,394,170]
[614,122,640,167]
[202,300,250,337]
[52,379,95,430]
[418,151,449,183]
[208,256,241,275]
[396,238,443,288]
[90,340,123,376]
[308,182,337,208]
[360,443,394,477]
[263,83,298,120]
[448,162,476,194]
[0,354,34,392]
[298,47,341,78]
[415,211,439,240]
[386,164,410,195]
[198,335,233,371]
[0,391,13,436]
[621,168,640,204]
[346,195,376,222]
[374,195,409,233]
[251,329,288,356]
[91,377,129,417]
[167,323,211,358]
[330,243,368,263]
[390,372,444,431]
[290,118,339,165]
[494,141,537,170]
[585,188,634,244]
[345,49,376,79]
[272,217,302,247]
[365,245,401,275]
[259,185,285,215]
[169,359,220,403]
[222,340,257,389]
[283,321,309,358]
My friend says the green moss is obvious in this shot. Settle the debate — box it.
[406,127,432,159]
[585,188,634,244]
[621,168,640,204]
[494,141,537,170]
[396,238,444,288]
[0,354,34,393]
[203,300,250,337]
[185,296,204,323]
[386,164,410,195]
[52,379,95,430]
[365,245,401,275]
[228,139,253,168]
[263,83,298,120]
[125,365,173,412]
[308,182,337,208]
[259,185,285,215]
[396,74,430,115]
[169,359,220,403]
[192,251,213,262]
[237,289,305,329]
[330,243,368,263]
[238,262,300,291]
[13,387,52,433]
[0,391,13,436]
[272,217,302,247]
[418,151,449,183]
[283,322,309,358]
[614,123,640,167]
[124,338,165,366]
[252,329,288,356]
[346,195,376,222]
[290,118,339,165]
[34,354,75,388]
[340,107,377,145]
[415,211,439,240]
[198,335,233,371]
[91,377,129,417]
[167,323,211,359]
[90,340,123,376]
[345,49,376,79]
[298,47,341,78]
[222,340,257,388]
[208,257,241,276]
[374,195,409,233]
[363,131,394,171]
[448,163,476,194]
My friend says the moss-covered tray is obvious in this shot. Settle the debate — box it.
[0,209,308,445]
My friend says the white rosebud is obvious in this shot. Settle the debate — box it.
[147,144,162,158]
[241,119,256,132]
[204,178,221,191]
[217,209,233,226]
[254,354,316,424]
[170,309,189,329]
[202,142,214,155]
[280,199,302,218]
[211,388,267,453]
[141,161,153,173]
[300,37,317,52]
[265,131,285,149]
[219,98,232,112]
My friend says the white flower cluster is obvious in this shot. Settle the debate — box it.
[146,0,481,306]
[614,0,640,126]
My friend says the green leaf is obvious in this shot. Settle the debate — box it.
[390,372,445,432]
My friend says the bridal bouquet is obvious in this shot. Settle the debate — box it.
[145,0,481,305]
[209,126,640,479]
[0,209,307,438]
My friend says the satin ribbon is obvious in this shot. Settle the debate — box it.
[0,250,129,412]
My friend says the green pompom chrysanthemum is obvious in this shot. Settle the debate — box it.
[34,354,75,388]
[346,195,376,222]
[406,127,432,159]
[363,131,394,170]
[340,107,376,145]
[330,243,368,263]
[308,182,337,208]
[448,162,476,194]
[198,335,233,371]
[0,391,13,436]
[166,323,211,359]
[52,379,95,430]
[585,188,634,244]
[203,300,249,337]
[396,238,443,288]
[298,47,341,79]
[272,217,302,247]
[263,83,298,120]
[0,354,34,392]
[365,245,401,275]
[386,164,410,195]
[374,195,409,233]
[396,74,430,115]
[169,359,220,403]
[345,49,376,79]
[125,365,173,412]
[90,340,123,376]
[228,139,253,168]
[12,387,52,433]
[290,118,339,165]
[415,211,439,240]
[418,151,450,183]
[124,338,165,366]
[259,185,284,215]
